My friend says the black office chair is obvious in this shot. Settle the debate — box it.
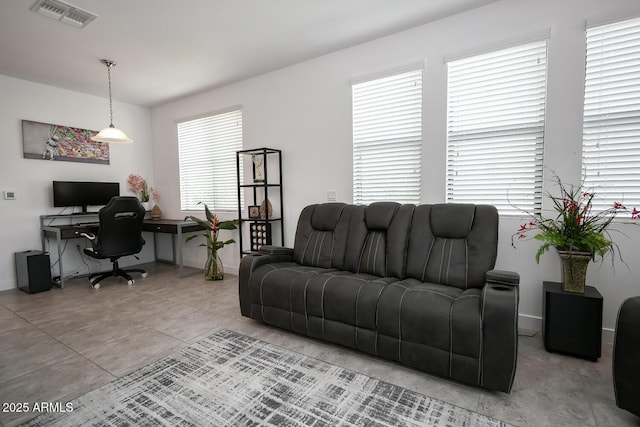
[82,196,148,289]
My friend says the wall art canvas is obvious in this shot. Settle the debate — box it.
[22,120,109,164]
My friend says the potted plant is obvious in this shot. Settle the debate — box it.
[185,203,238,280]
[513,174,639,293]
[128,174,158,210]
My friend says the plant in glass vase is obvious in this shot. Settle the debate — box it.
[185,203,238,280]
[512,174,639,293]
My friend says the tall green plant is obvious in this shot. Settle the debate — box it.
[184,202,238,255]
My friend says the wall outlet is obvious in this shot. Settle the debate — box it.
[3,191,15,200]
[327,190,337,201]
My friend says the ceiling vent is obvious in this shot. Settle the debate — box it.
[31,0,97,28]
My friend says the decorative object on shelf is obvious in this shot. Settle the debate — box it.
[248,205,260,219]
[91,59,133,144]
[260,198,273,219]
[251,154,265,183]
[184,202,238,281]
[128,174,158,209]
[21,120,107,164]
[513,173,639,293]
[151,204,161,220]
[250,223,271,252]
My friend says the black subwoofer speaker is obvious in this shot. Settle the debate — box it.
[15,250,52,294]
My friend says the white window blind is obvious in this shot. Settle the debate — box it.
[352,68,422,205]
[446,40,548,215]
[177,109,243,211]
[582,17,640,211]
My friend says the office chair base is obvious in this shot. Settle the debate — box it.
[88,262,147,289]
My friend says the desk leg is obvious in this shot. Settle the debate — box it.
[174,232,182,277]
[54,229,64,288]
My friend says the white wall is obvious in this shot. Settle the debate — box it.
[151,0,640,340]
[0,75,154,291]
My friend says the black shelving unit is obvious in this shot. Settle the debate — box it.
[236,147,284,256]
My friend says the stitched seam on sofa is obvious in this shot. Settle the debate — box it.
[449,299,454,377]
[373,285,385,356]
[319,276,333,341]
[407,288,455,300]
[464,240,469,289]
[421,239,436,282]
[299,230,315,265]
[437,239,447,284]
[445,239,454,286]
[303,275,316,335]
[397,286,411,363]
[259,269,278,322]
[310,231,322,267]
[354,283,364,349]
[315,232,328,267]
[374,232,383,275]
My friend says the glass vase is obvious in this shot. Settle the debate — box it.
[204,252,224,281]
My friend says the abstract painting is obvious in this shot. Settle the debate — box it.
[22,120,109,164]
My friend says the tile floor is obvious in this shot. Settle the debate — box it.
[0,263,637,427]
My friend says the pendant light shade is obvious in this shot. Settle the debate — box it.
[92,59,133,144]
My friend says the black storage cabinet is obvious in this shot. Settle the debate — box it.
[543,281,602,360]
[15,250,52,294]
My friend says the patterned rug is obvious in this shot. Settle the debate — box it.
[24,329,515,426]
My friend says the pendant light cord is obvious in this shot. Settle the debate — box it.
[106,62,114,127]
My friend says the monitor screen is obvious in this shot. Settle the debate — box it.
[52,181,120,212]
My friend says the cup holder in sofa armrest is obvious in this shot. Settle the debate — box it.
[489,285,513,292]
[259,245,294,256]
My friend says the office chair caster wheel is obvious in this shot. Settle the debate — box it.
[127,279,135,286]
[141,272,148,278]
[91,283,100,289]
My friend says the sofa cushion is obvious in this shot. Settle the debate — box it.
[303,271,397,352]
[405,204,498,289]
[376,278,483,385]
[248,262,334,333]
[292,203,353,269]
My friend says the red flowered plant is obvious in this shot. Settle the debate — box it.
[512,174,639,264]
[184,202,238,255]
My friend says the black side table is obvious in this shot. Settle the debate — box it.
[542,281,603,361]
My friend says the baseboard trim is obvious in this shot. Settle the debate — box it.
[518,314,615,345]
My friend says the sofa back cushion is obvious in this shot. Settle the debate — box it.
[405,204,498,289]
[342,202,412,278]
[292,203,352,269]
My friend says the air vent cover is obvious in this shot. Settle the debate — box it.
[31,0,97,28]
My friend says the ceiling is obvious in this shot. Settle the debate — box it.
[0,0,497,107]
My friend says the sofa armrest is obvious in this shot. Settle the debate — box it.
[238,248,294,317]
[259,245,294,256]
[486,269,520,286]
[480,270,520,393]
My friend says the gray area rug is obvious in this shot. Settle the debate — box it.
[24,329,515,426]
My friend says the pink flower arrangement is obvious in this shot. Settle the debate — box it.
[128,174,158,202]
[512,174,638,264]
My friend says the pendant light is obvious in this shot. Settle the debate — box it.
[92,59,133,143]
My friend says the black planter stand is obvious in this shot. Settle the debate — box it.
[542,281,603,361]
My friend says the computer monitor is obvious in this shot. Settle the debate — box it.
[52,181,120,213]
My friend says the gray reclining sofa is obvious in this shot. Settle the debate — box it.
[239,202,520,393]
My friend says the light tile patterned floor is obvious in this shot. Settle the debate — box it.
[0,263,636,426]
